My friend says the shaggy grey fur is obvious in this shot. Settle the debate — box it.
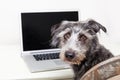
[51,19,113,80]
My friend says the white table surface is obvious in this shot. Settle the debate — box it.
[0,43,119,80]
[0,45,74,80]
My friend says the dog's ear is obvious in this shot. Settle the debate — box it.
[87,19,107,33]
[51,23,61,36]
[51,20,69,35]
[51,23,61,47]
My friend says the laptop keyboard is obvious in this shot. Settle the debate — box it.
[33,53,60,61]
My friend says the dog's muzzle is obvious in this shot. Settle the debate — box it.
[61,50,86,65]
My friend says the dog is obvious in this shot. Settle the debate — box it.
[51,19,114,80]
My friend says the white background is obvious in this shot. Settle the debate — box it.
[0,0,120,79]
[0,0,120,54]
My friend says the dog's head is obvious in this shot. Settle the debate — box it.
[51,19,107,65]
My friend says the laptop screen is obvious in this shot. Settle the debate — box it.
[21,11,78,51]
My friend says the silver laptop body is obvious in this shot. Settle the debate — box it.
[20,11,78,72]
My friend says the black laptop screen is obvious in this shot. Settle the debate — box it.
[21,11,78,51]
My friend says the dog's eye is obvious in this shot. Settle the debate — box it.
[64,32,71,40]
[78,34,87,41]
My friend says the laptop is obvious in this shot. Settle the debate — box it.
[20,11,79,72]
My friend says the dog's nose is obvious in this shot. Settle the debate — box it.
[65,51,75,59]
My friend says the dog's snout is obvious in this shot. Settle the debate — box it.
[65,51,75,59]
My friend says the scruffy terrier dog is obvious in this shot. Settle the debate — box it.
[51,19,113,80]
